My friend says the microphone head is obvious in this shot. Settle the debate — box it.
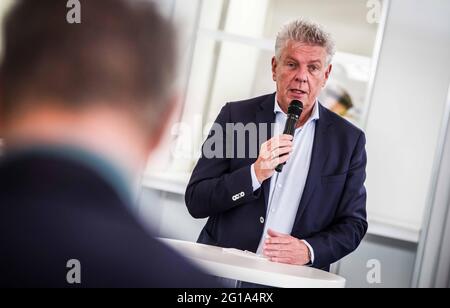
[288,100,304,116]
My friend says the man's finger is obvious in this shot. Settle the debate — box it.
[272,146,293,158]
[263,243,292,251]
[271,154,291,168]
[280,134,294,141]
[263,248,291,258]
[267,139,292,151]
[267,229,289,238]
[265,236,291,244]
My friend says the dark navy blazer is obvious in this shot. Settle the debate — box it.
[185,93,368,271]
[0,150,217,288]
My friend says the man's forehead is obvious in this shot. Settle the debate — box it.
[282,40,327,62]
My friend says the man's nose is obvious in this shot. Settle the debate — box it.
[294,67,308,83]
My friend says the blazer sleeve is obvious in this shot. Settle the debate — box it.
[185,103,262,219]
[304,131,368,269]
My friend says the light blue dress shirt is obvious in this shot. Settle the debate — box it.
[251,97,320,263]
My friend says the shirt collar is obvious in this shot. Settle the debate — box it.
[274,95,320,124]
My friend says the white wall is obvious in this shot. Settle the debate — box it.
[365,0,450,233]
[338,235,417,288]
[414,87,450,287]
[264,0,379,57]
[138,189,207,242]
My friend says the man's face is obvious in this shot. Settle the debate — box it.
[272,40,332,113]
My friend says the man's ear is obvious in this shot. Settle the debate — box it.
[323,64,333,87]
[271,57,278,82]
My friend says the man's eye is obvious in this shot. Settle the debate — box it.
[309,66,318,72]
[287,62,296,68]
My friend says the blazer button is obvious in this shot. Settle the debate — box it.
[260,217,265,224]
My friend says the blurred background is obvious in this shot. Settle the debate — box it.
[1,0,449,287]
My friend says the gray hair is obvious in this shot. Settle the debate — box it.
[275,19,336,65]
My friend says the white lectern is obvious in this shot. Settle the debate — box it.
[160,238,346,288]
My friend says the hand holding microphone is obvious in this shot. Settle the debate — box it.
[254,100,303,183]
[275,100,303,172]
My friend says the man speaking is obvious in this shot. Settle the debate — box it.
[185,19,367,272]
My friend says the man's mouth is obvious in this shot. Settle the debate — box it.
[290,89,308,95]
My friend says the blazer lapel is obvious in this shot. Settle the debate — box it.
[255,93,276,210]
[293,104,333,226]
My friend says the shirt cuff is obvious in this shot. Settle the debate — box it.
[301,240,315,265]
[250,164,262,192]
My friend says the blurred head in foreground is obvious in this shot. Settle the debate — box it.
[0,0,218,288]
[0,0,176,181]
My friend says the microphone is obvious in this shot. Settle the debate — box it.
[275,100,303,173]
